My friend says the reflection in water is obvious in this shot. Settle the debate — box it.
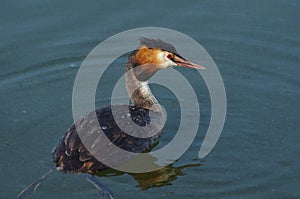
[95,162,201,190]
[132,163,201,190]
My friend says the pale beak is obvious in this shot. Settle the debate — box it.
[173,56,206,69]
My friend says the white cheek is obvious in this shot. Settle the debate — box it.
[159,52,176,68]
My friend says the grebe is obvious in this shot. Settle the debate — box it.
[17,38,205,199]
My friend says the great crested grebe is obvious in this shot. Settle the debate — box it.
[17,38,205,199]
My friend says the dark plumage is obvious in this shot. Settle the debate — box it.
[52,105,161,174]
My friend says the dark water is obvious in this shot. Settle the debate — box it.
[1,0,299,198]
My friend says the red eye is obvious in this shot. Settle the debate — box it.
[167,54,173,59]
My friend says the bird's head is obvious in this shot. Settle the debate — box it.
[133,38,205,81]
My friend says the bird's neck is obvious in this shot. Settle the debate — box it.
[125,51,161,112]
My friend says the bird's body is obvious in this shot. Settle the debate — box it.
[52,38,205,174]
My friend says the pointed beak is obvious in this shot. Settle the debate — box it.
[173,56,206,69]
